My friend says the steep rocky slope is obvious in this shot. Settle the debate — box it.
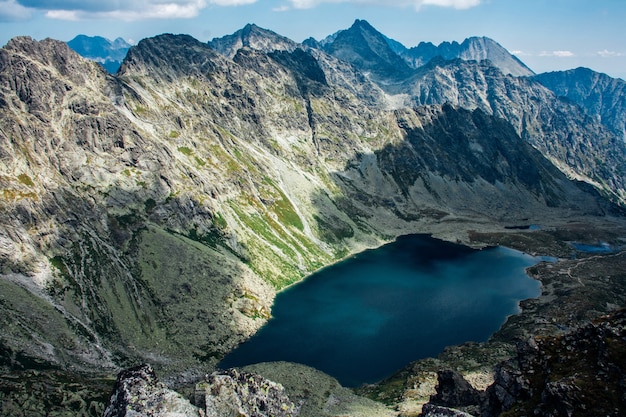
[391,59,626,205]
[303,20,626,206]
[417,309,626,417]
[535,67,626,140]
[0,27,625,417]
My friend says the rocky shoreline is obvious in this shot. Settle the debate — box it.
[3,220,623,417]
[358,220,626,416]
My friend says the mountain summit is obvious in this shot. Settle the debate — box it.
[318,19,414,82]
[396,36,534,77]
[208,23,298,59]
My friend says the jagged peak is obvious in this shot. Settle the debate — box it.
[402,34,533,76]
[2,35,102,80]
[208,23,298,59]
[320,18,413,82]
[120,33,221,76]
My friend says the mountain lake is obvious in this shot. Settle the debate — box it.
[219,234,544,387]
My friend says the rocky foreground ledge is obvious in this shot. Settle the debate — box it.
[420,308,626,417]
[103,365,299,417]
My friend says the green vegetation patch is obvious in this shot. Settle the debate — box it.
[17,173,35,187]
[261,178,304,231]
[229,199,331,288]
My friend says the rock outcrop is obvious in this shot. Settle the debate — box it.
[103,365,299,417]
[482,308,626,417]
[417,309,626,417]
[195,369,299,417]
[103,364,202,417]
[535,67,626,140]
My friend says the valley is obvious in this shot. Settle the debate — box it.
[0,19,625,417]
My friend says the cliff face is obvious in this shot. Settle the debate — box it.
[301,20,626,207]
[419,309,626,417]
[0,24,625,416]
[534,67,626,141]
[386,59,626,205]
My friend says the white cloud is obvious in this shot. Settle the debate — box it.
[511,50,531,57]
[210,0,256,5]
[15,0,256,21]
[284,0,480,10]
[0,0,32,21]
[597,49,624,58]
[540,50,574,58]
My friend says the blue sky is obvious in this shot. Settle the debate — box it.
[1,0,625,79]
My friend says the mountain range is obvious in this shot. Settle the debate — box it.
[1,19,625,416]
[67,35,132,73]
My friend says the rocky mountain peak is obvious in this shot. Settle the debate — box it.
[120,33,223,79]
[319,18,414,82]
[208,23,299,59]
[4,36,87,75]
[398,35,533,76]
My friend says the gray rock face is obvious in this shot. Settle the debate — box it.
[418,310,626,417]
[535,67,626,140]
[103,365,299,417]
[195,369,299,417]
[394,36,534,77]
[391,58,626,204]
[429,370,482,409]
[104,364,203,417]
[481,309,626,416]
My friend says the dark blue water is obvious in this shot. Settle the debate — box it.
[571,242,614,253]
[219,234,542,387]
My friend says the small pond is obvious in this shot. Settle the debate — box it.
[219,234,543,387]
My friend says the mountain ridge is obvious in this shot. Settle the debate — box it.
[534,67,626,140]
[1,23,626,416]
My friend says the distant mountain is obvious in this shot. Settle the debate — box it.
[310,20,533,78]
[302,20,624,203]
[395,36,534,77]
[317,19,414,83]
[535,67,626,140]
[208,23,298,59]
[67,35,131,73]
[388,58,626,203]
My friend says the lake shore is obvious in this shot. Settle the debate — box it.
[358,218,626,415]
